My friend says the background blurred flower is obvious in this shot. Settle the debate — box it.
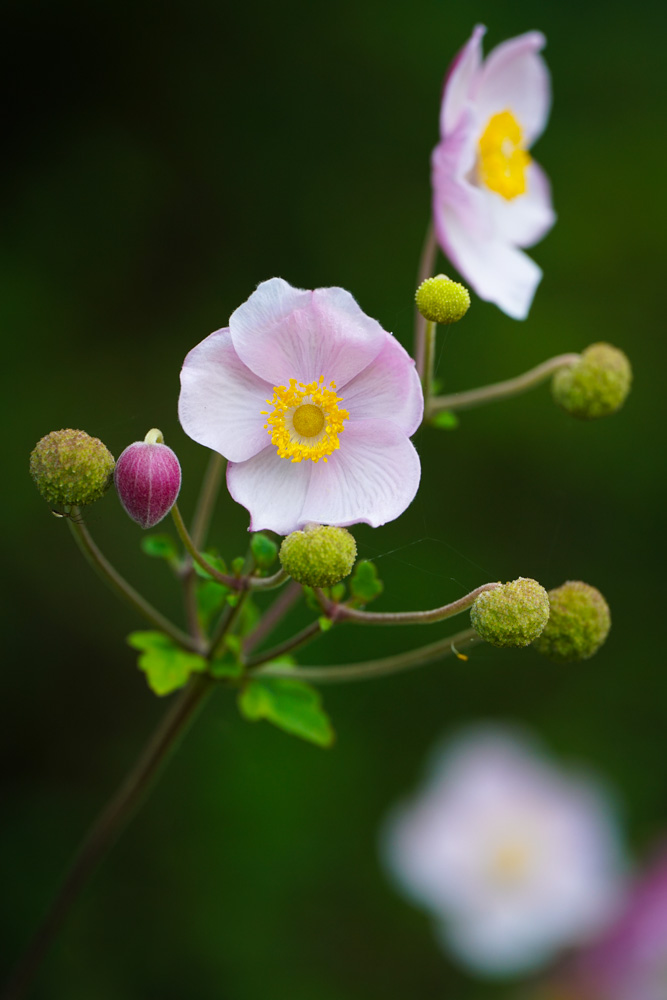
[382,727,626,976]
[179,278,423,535]
[553,845,667,1000]
[432,25,556,319]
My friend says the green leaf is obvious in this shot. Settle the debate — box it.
[196,579,231,628]
[209,657,243,680]
[141,534,179,567]
[330,582,346,602]
[250,532,278,569]
[238,676,335,747]
[193,551,228,581]
[349,560,383,604]
[318,616,333,632]
[127,631,207,696]
[431,409,459,430]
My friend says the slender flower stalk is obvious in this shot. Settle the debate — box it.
[245,619,325,670]
[190,452,227,550]
[68,514,202,654]
[1,674,214,1000]
[255,627,483,684]
[172,503,289,592]
[421,320,438,418]
[242,580,303,655]
[415,221,438,376]
[428,353,581,416]
[316,582,498,626]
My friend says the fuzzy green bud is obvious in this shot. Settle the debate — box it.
[415,274,471,325]
[533,581,611,662]
[552,343,632,419]
[470,577,550,648]
[279,524,357,588]
[30,429,115,507]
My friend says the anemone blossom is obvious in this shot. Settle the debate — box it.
[178,278,423,535]
[432,25,556,319]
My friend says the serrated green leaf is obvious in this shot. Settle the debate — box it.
[193,551,228,581]
[431,409,460,430]
[349,560,383,604]
[250,532,278,569]
[238,676,334,747]
[127,631,207,696]
[141,534,179,566]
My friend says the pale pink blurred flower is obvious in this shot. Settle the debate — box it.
[178,278,423,535]
[432,25,556,320]
[557,845,667,1000]
[382,727,626,976]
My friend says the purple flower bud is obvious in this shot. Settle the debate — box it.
[114,429,181,529]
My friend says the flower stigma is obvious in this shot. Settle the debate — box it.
[262,376,349,463]
[478,110,531,200]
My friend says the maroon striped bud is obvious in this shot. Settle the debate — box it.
[114,429,181,529]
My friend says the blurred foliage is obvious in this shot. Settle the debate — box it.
[2,0,666,997]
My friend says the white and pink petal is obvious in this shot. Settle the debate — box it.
[226,447,312,535]
[474,31,551,146]
[230,279,386,388]
[440,23,486,137]
[342,335,423,435]
[302,420,421,529]
[178,328,271,463]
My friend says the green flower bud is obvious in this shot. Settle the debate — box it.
[250,532,279,569]
[415,274,471,325]
[471,578,550,648]
[533,581,611,662]
[30,429,115,508]
[552,343,632,419]
[279,524,357,588]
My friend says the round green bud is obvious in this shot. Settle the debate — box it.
[279,524,357,588]
[471,578,550,648]
[30,429,115,507]
[552,343,632,419]
[533,581,611,662]
[415,274,471,325]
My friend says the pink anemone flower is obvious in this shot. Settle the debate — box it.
[178,278,423,535]
[432,25,556,320]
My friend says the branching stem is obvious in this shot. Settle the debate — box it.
[428,353,581,416]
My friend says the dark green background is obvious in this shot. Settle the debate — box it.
[3,0,665,997]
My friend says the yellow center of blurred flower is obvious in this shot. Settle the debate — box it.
[488,839,532,884]
[262,376,349,463]
[478,110,531,200]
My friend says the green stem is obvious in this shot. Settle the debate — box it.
[68,515,202,654]
[415,220,437,377]
[420,320,437,425]
[317,582,498,626]
[171,503,241,590]
[1,675,214,1000]
[248,567,290,591]
[245,619,324,670]
[242,581,303,655]
[428,353,581,416]
[191,452,226,551]
[256,627,483,684]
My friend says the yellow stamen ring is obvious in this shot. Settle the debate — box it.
[262,376,349,463]
[478,109,531,200]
